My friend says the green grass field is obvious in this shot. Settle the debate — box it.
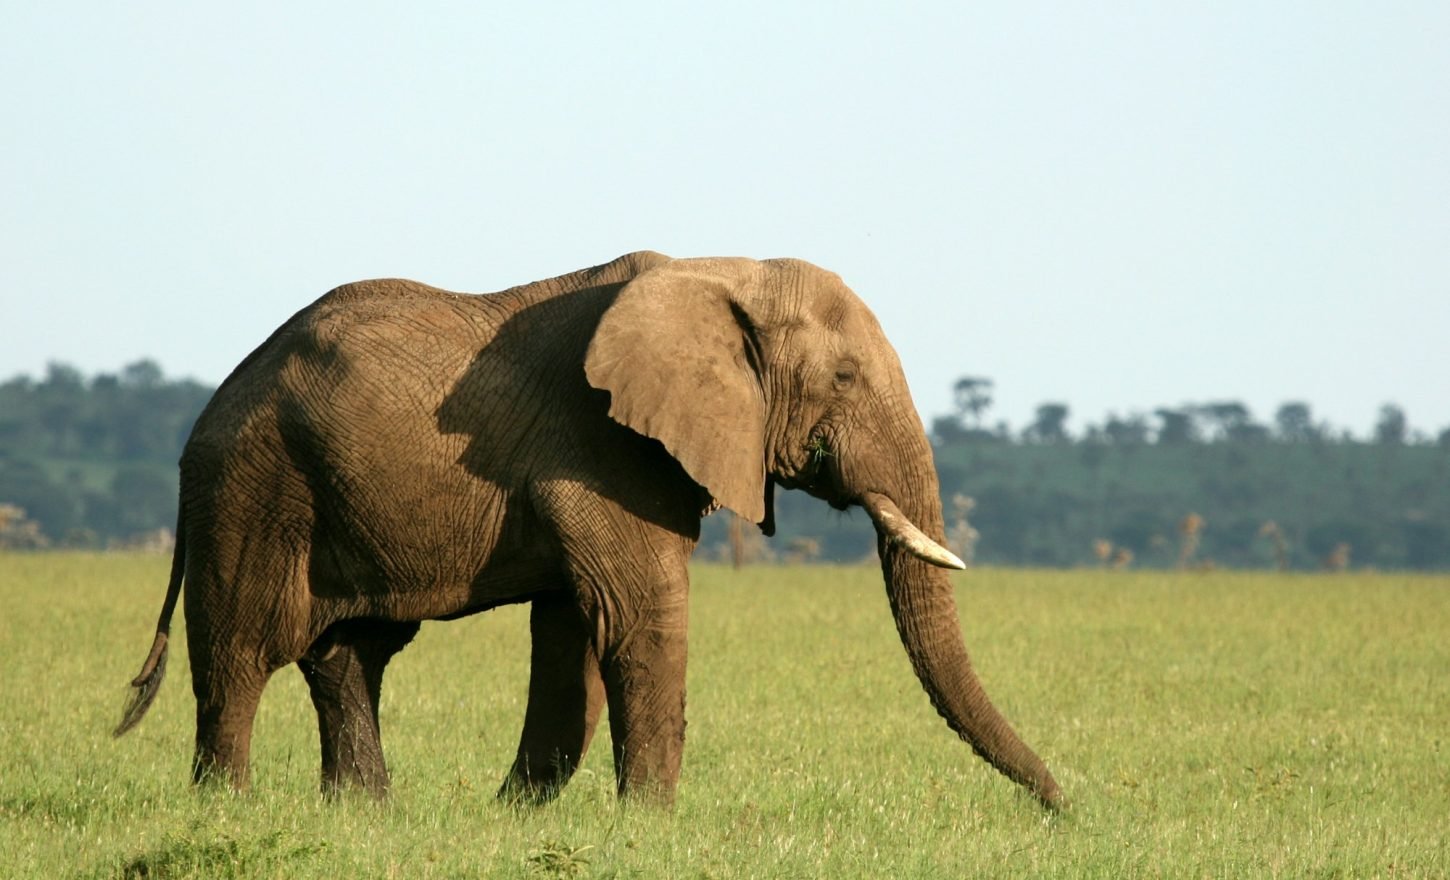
[2,554,1446,878]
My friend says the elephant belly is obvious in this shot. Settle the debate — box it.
[304,457,558,618]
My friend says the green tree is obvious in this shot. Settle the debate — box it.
[0,460,73,540]
[121,359,164,389]
[1274,402,1322,443]
[1024,403,1070,444]
[1154,408,1198,445]
[1103,413,1150,446]
[108,466,175,534]
[952,376,994,430]
[931,415,969,445]
[1374,404,1407,445]
[1196,401,1251,440]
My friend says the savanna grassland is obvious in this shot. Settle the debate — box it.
[2,554,1446,878]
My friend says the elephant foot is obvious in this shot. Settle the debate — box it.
[319,718,392,799]
[496,766,564,806]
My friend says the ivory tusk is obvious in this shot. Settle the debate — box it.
[860,492,967,570]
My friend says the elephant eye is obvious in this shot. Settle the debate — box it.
[832,361,858,391]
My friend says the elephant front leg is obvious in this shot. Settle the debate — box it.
[298,619,419,798]
[498,592,606,803]
[601,592,689,806]
[534,479,699,806]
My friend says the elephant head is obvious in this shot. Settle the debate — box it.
[585,257,1063,808]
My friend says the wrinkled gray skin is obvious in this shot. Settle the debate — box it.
[116,252,1063,809]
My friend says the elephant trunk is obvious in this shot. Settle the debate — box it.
[863,485,1064,810]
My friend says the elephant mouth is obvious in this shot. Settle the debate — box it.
[778,433,855,510]
[778,464,853,512]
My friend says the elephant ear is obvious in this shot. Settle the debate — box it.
[585,257,769,524]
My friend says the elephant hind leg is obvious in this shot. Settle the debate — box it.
[192,667,269,790]
[498,592,606,804]
[298,618,420,798]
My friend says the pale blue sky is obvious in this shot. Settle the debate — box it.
[3,3,1447,438]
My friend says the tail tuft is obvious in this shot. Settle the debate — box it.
[114,632,168,737]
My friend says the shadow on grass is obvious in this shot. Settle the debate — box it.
[104,829,326,879]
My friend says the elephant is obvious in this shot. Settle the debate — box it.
[115,251,1063,810]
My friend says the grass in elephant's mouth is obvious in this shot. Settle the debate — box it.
[2,554,1447,878]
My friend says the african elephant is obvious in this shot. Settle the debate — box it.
[115,251,1063,809]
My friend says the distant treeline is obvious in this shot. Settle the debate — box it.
[0,362,209,547]
[714,377,1450,571]
[3,364,1449,569]
[932,376,1450,448]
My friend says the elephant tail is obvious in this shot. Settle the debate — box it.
[114,507,187,737]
